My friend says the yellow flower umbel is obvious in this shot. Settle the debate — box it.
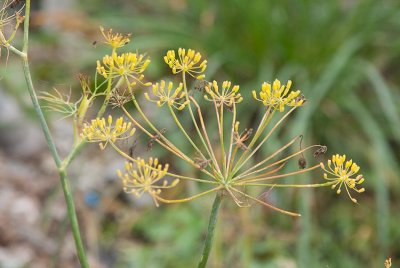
[100,26,131,49]
[118,157,179,207]
[320,154,365,203]
[204,80,243,107]
[96,52,151,86]
[144,80,189,110]
[81,116,135,149]
[252,79,303,112]
[164,48,207,79]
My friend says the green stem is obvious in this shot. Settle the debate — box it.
[168,105,206,159]
[5,44,26,57]
[182,73,219,172]
[219,104,227,176]
[96,50,117,116]
[198,192,223,268]
[20,1,89,267]
[58,170,89,267]
[231,107,296,178]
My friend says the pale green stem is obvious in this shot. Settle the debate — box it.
[110,142,217,184]
[130,96,196,164]
[92,71,109,96]
[168,105,206,159]
[235,181,336,188]
[5,17,21,44]
[234,135,301,179]
[19,2,89,267]
[228,186,301,217]
[124,78,193,164]
[219,103,227,176]
[239,106,272,158]
[121,105,217,178]
[182,73,218,168]
[231,107,296,177]
[234,145,322,182]
[198,192,223,268]
[96,49,117,116]
[5,44,26,57]
[235,164,321,184]
[229,108,274,179]
[156,186,222,204]
[190,97,223,178]
[226,103,237,174]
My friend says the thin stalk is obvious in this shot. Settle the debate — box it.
[234,180,335,188]
[215,102,227,176]
[182,73,217,165]
[126,79,193,164]
[231,106,297,177]
[235,135,301,179]
[156,186,222,204]
[198,192,223,268]
[226,103,237,174]
[96,49,116,116]
[121,105,217,178]
[109,141,217,184]
[5,44,26,57]
[229,108,274,178]
[168,105,206,159]
[61,141,86,169]
[236,164,320,184]
[237,106,272,160]
[229,187,301,217]
[190,97,223,177]
[20,1,89,267]
[234,144,322,182]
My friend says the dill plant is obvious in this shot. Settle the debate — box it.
[1,1,366,266]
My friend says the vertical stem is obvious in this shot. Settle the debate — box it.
[219,104,227,176]
[59,170,89,268]
[226,103,236,174]
[182,73,217,166]
[169,105,206,159]
[198,192,223,268]
[21,1,89,267]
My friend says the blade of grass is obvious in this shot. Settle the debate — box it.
[363,62,400,140]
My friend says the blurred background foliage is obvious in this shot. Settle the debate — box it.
[1,0,400,267]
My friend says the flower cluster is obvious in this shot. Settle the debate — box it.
[252,79,303,112]
[164,48,207,79]
[81,116,135,149]
[96,52,151,86]
[81,39,366,213]
[118,157,178,206]
[204,80,243,107]
[320,154,365,203]
[100,26,131,49]
[144,80,189,110]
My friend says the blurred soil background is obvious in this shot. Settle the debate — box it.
[0,0,400,267]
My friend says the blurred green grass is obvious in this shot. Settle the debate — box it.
[1,0,400,267]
